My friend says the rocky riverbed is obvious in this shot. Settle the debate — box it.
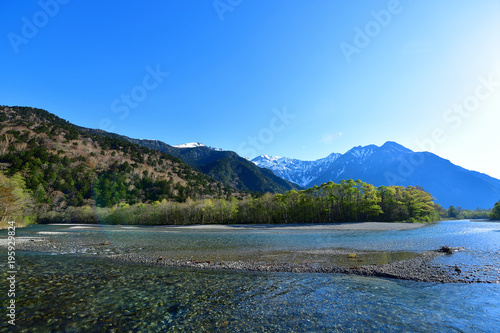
[11,232,491,284]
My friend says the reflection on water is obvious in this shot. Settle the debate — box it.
[1,220,499,332]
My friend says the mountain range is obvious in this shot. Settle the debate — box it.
[252,141,500,209]
[2,105,499,210]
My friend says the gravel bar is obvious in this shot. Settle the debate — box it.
[107,249,482,284]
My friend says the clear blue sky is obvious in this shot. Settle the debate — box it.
[2,1,500,178]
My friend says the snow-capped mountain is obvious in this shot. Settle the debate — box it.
[173,142,206,148]
[253,141,500,209]
[252,152,341,187]
[173,142,223,151]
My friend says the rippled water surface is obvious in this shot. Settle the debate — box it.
[1,220,499,332]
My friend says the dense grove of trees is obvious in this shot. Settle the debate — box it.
[39,180,441,224]
[92,164,213,206]
[1,144,93,207]
[446,206,492,220]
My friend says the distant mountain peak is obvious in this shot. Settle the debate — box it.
[325,152,342,159]
[346,145,376,160]
[256,154,284,161]
[380,141,412,152]
[173,142,223,151]
[174,142,206,148]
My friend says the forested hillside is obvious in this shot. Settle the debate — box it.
[0,106,232,219]
[1,106,444,226]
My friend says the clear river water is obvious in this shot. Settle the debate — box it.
[1,220,499,332]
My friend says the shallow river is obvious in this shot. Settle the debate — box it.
[1,220,499,332]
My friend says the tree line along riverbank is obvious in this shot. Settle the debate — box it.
[36,180,441,225]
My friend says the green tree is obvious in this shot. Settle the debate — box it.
[359,182,382,221]
[490,201,500,220]
[34,183,48,203]
[447,206,458,219]
[0,172,36,227]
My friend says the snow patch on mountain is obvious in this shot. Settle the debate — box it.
[174,142,206,148]
[174,142,223,151]
[349,147,374,160]
[252,152,341,187]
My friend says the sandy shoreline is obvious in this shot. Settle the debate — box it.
[168,222,428,231]
[41,221,428,231]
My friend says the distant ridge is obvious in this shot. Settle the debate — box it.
[253,141,500,209]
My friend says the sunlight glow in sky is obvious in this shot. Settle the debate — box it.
[1,1,499,178]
